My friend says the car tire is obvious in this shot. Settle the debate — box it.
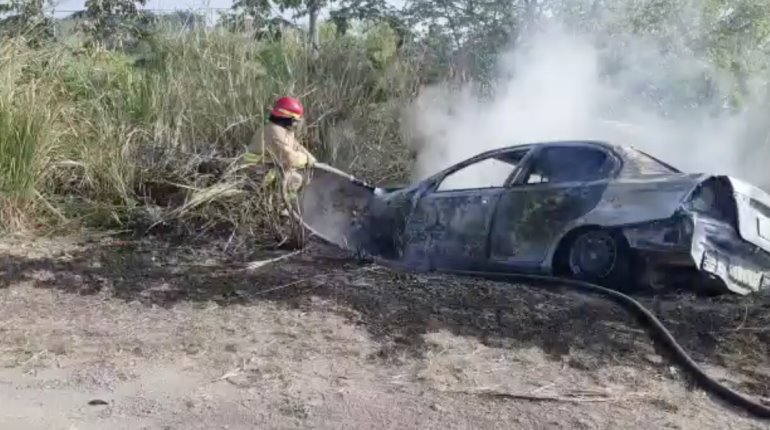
[564,228,634,291]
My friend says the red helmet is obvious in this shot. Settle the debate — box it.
[270,96,304,120]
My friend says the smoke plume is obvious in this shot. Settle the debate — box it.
[403,18,770,189]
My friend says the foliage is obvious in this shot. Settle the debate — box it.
[218,0,274,34]
[78,0,149,49]
[0,0,55,44]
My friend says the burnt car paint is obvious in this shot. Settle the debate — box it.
[295,140,770,295]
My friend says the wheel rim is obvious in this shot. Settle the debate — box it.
[568,230,618,279]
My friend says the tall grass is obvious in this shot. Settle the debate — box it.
[0,26,421,248]
[0,42,62,230]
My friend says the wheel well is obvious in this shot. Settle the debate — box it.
[551,225,627,276]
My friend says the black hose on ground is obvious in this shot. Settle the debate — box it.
[290,165,770,418]
[455,269,770,419]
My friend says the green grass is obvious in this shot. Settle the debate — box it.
[0,42,62,230]
[0,26,420,247]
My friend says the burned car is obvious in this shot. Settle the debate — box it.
[295,140,770,295]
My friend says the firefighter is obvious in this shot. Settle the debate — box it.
[244,96,317,201]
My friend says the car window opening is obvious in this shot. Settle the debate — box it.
[523,147,611,185]
[435,151,527,192]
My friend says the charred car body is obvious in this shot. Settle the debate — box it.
[296,140,770,295]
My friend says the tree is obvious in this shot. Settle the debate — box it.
[402,0,529,83]
[272,0,325,59]
[0,0,55,44]
[701,0,770,82]
[219,0,272,33]
[78,0,148,49]
[328,0,394,36]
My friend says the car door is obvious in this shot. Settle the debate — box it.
[401,149,531,271]
[488,144,619,269]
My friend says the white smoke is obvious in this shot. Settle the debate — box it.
[404,19,770,189]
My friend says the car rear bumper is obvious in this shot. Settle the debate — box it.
[690,216,770,295]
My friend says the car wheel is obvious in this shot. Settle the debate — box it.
[565,228,633,290]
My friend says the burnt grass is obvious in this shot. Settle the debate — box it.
[2,235,770,397]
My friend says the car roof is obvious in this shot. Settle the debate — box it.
[480,139,681,175]
[488,139,616,152]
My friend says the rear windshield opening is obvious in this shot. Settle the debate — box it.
[623,147,681,175]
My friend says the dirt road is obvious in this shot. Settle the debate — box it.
[0,235,769,429]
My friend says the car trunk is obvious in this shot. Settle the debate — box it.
[728,177,770,254]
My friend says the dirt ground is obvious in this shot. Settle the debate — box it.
[1,234,770,429]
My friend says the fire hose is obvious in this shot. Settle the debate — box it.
[288,164,770,419]
[429,269,770,419]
